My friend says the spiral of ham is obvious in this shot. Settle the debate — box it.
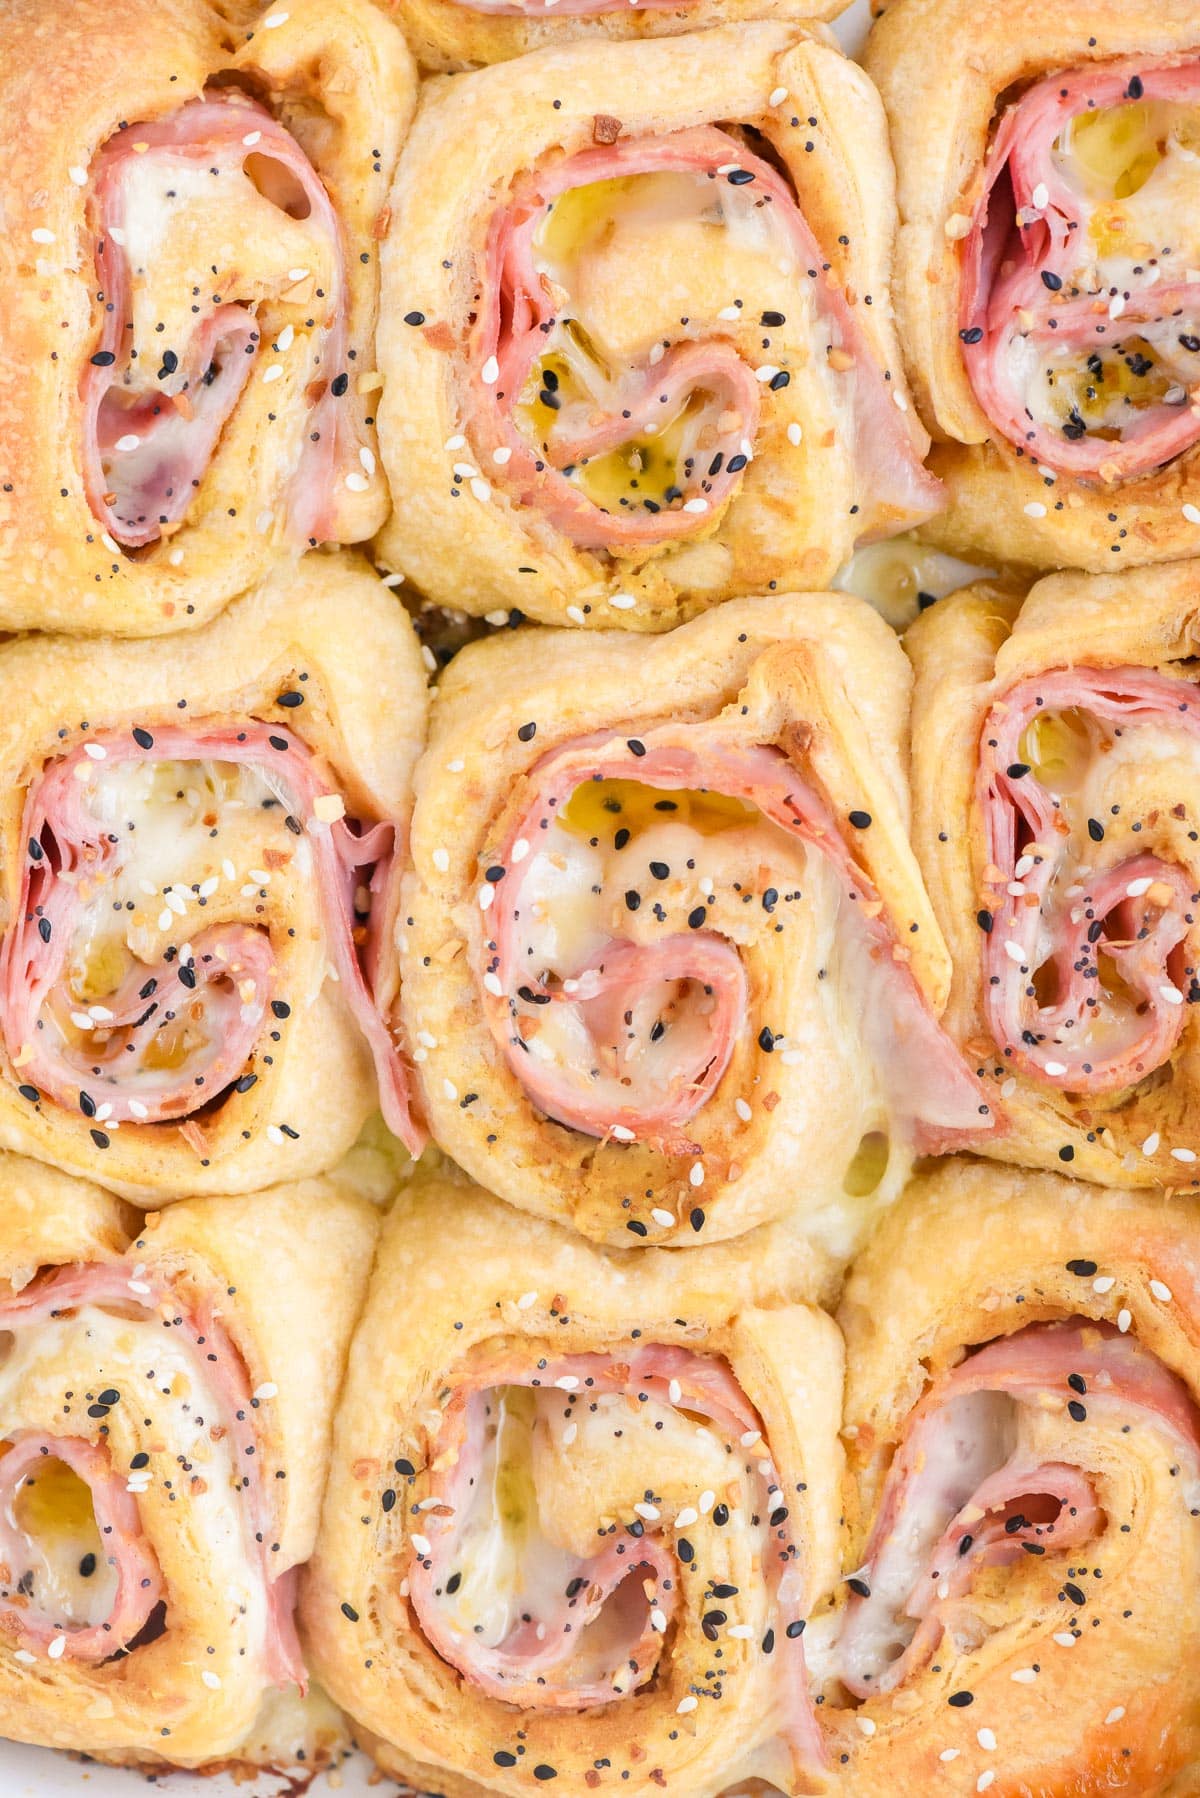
[406,1343,823,1777]
[960,57,1200,480]
[470,126,941,547]
[82,91,349,550]
[0,1261,301,1683]
[481,727,990,1153]
[0,724,420,1154]
[836,1319,1200,1698]
[977,666,1198,1093]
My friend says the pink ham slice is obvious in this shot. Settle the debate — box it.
[406,1343,824,1779]
[82,91,349,550]
[0,723,422,1155]
[837,1319,1200,1699]
[960,57,1200,480]
[471,126,942,548]
[0,1261,302,1685]
[977,665,1199,1092]
[481,730,993,1153]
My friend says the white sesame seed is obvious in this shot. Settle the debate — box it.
[1170,1149,1196,1164]
[243,130,262,147]
[157,910,173,932]
[1126,876,1153,897]
[266,1125,285,1146]
[442,1078,458,1102]
[978,1775,995,1793]
[769,85,789,105]
[481,356,500,385]
[410,1533,431,1557]
[939,1748,959,1761]
[482,971,503,998]
[115,434,141,453]
[1150,1279,1173,1301]
[682,497,708,513]
[675,1507,698,1528]
[262,365,284,385]
[1093,1275,1115,1294]
[516,1291,537,1310]
[1003,940,1026,964]
[263,9,289,25]
[1105,1706,1125,1725]
[739,1429,761,1447]
[856,1715,877,1736]
[677,1694,698,1714]
[611,1124,636,1142]
[1159,985,1184,1006]
[786,422,803,446]
[977,1728,996,1751]
[1032,183,1049,209]
[313,793,345,824]
[1043,1060,1067,1076]
[31,227,54,245]
[478,885,495,912]
[1117,1308,1132,1333]
[634,1502,660,1521]
[718,305,742,321]
[359,445,377,477]
[202,1669,222,1689]
[1143,1132,1161,1156]
[651,1207,675,1228]
[609,592,636,610]
[344,471,370,492]
[755,364,780,383]
[699,1489,715,1514]
[1184,503,1200,526]
[668,1379,682,1404]
[470,478,492,504]
[47,1637,65,1660]
[1053,1631,1076,1647]
[1023,501,1046,518]
[69,166,88,186]
[650,1609,667,1633]
[689,1162,704,1187]
[13,1649,35,1665]
[1011,1668,1037,1683]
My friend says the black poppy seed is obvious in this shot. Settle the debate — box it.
[1087,818,1105,842]
[687,905,707,929]
[341,1602,359,1622]
[132,727,154,749]
[848,810,872,829]
[1068,1399,1087,1422]
[517,722,537,742]
[959,326,984,344]
[1066,1259,1097,1276]
[948,1691,974,1708]
[330,372,349,397]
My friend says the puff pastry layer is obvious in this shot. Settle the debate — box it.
[0,552,427,1200]
[302,1166,843,1798]
[828,1158,1200,1797]
[0,0,413,634]
[867,0,1200,574]
[908,562,1200,1189]
[401,593,993,1248]
[376,23,939,629]
[0,1149,377,1771]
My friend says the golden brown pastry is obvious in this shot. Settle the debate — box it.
[302,1166,844,1798]
[0,552,427,1201]
[0,0,414,635]
[867,0,1200,575]
[379,0,839,77]
[0,1148,377,1772]
[401,592,994,1249]
[908,561,1200,1189]
[827,1158,1200,1798]
[375,23,941,629]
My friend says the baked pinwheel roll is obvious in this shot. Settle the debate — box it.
[0,0,414,636]
[376,23,941,630]
[908,560,1200,1188]
[829,1158,1200,1796]
[0,1148,377,1771]
[867,0,1200,575]
[401,593,993,1247]
[0,552,427,1201]
[384,0,837,77]
[303,1167,843,1798]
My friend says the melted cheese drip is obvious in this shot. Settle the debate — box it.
[5,1455,114,1628]
[51,755,303,1066]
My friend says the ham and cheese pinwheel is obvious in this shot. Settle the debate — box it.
[0,553,427,1201]
[0,0,413,636]
[0,1149,376,1772]
[401,593,993,1248]
[376,24,941,630]
[908,560,1200,1188]
[382,0,839,78]
[302,1168,843,1798]
[867,0,1200,576]
[828,1158,1200,1796]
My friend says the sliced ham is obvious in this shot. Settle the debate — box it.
[480,729,992,1152]
[470,126,941,548]
[0,723,421,1155]
[960,58,1200,480]
[0,1261,302,1685]
[82,91,350,550]
[977,665,1198,1092]
[406,1344,824,1778]
[837,1319,1200,1698]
